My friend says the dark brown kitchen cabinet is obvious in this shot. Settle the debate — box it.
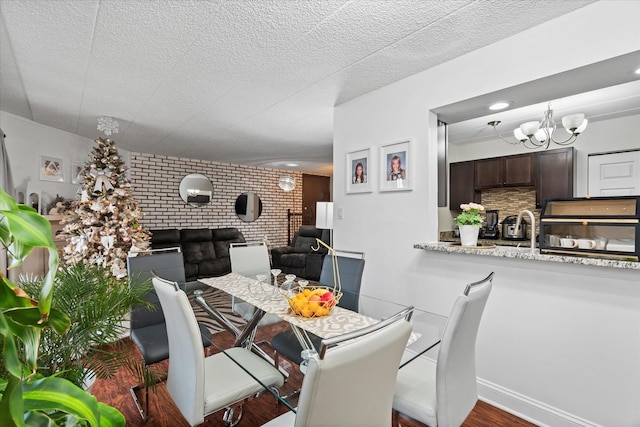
[450,161,479,209]
[449,148,573,210]
[504,153,536,186]
[536,147,574,208]
[474,157,503,188]
[474,153,535,189]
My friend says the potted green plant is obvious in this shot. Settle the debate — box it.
[18,262,150,392]
[456,202,485,247]
[0,188,125,426]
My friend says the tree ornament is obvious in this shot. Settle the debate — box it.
[90,166,114,193]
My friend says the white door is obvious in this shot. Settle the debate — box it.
[588,150,640,196]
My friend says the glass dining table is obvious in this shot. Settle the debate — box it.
[194,272,447,410]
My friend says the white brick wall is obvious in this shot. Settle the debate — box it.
[130,153,306,247]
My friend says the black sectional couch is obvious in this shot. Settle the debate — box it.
[150,228,246,286]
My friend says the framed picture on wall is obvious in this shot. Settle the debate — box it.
[379,139,412,192]
[71,161,84,184]
[346,147,372,194]
[39,155,65,182]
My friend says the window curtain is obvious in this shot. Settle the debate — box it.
[0,128,13,277]
[0,129,14,195]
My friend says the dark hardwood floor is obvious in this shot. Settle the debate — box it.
[93,323,537,427]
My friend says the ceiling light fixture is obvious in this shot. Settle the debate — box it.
[278,174,296,192]
[488,101,510,110]
[488,102,588,149]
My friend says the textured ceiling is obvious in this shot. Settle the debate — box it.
[0,0,596,174]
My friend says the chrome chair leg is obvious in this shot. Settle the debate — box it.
[129,384,148,423]
[222,403,244,427]
[130,367,167,423]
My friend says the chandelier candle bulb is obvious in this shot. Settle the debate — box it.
[520,121,540,137]
[562,114,585,131]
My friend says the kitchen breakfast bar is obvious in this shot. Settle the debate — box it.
[411,241,638,426]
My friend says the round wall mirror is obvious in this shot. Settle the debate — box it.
[235,192,263,222]
[179,173,213,207]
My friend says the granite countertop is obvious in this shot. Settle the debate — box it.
[414,242,640,270]
[440,237,538,248]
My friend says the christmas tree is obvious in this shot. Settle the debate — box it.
[61,137,149,278]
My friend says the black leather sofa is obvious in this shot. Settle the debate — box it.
[150,228,246,286]
[270,225,330,281]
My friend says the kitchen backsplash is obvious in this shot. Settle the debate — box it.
[481,187,540,236]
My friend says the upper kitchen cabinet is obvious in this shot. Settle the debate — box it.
[474,157,502,188]
[450,160,479,209]
[474,153,535,189]
[536,147,575,208]
[449,148,574,210]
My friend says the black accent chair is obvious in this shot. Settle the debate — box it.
[127,248,213,422]
[270,252,365,366]
[270,225,331,281]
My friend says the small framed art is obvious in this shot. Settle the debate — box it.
[39,155,64,182]
[71,161,84,184]
[380,139,412,192]
[346,148,372,194]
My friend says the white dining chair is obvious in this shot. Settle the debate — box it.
[392,272,494,426]
[152,276,285,426]
[126,248,213,421]
[229,241,281,325]
[262,306,413,427]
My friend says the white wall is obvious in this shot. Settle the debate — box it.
[0,111,130,210]
[334,2,640,426]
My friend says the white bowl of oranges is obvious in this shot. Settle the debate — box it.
[284,286,342,318]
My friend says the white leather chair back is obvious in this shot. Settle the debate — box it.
[152,277,205,426]
[435,274,492,426]
[294,312,412,427]
[229,242,271,279]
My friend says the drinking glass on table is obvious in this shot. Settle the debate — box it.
[270,269,282,287]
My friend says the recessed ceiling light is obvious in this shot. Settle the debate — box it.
[285,163,299,167]
[488,101,510,111]
[634,67,640,75]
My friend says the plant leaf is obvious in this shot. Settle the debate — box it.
[0,310,22,378]
[39,248,59,316]
[0,188,19,211]
[0,376,24,427]
[97,402,126,427]
[0,210,54,248]
[22,411,56,427]
[22,377,102,426]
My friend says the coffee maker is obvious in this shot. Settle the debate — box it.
[482,210,499,239]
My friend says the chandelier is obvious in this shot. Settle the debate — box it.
[488,103,588,149]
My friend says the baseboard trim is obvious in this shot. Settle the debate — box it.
[477,378,604,427]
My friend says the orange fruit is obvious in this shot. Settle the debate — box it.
[315,306,330,317]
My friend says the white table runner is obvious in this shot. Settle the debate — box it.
[199,273,380,339]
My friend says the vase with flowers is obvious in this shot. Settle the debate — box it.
[456,202,485,247]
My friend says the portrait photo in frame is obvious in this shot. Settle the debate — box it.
[71,161,84,184]
[380,139,412,192]
[346,147,372,194]
[39,155,65,182]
